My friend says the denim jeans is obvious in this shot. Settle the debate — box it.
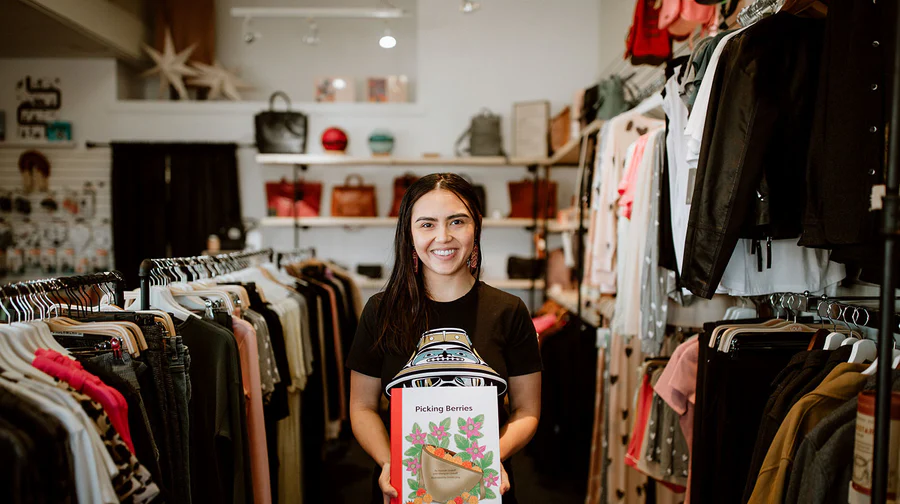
[170,336,191,504]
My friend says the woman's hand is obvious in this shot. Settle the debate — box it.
[499,462,511,495]
[379,462,398,504]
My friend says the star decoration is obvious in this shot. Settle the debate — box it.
[187,61,253,101]
[141,28,199,100]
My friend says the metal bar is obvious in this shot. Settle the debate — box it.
[230,6,408,19]
[872,4,900,500]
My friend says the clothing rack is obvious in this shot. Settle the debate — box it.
[275,248,317,268]
[0,270,126,321]
[737,0,783,27]
[771,292,900,333]
[138,248,274,310]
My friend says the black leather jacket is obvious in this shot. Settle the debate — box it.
[681,14,826,298]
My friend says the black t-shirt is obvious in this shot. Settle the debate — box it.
[346,281,543,424]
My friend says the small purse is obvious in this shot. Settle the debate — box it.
[508,178,558,219]
[331,174,377,217]
[507,256,546,280]
[265,178,322,217]
[455,108,506,157]
[255,91,308,154]
[389,173,419,217]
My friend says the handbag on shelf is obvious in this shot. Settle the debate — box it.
[507,256,546,280]
[455,108,506,157]
[389,173,419,217]
[331,174,378,217]
[459,173,487,215]
[356,264,384,279]
[265,178,322,217]
[255,91,308,154]
[508,178,558,219]
[550,106,571,154]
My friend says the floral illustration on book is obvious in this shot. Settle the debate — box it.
[402,416,499,504]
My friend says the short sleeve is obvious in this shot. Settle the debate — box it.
[505,299,543,377]
[345,295,384,378]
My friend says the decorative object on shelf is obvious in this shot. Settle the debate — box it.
[512,100,549,159]
[455,108,505,157]
[47,122,72,142]
[331,174,377,217]
[265,178,322,217]
[507,256,546,280]
[187,61,252,101]
[255,92,308,154]
[508,178,558,219]
[18,150,51,194]
[315,76,355,102]
[16,76,61,141]
[389,173,418,217]
[141,28,199,100]
[388,75,409,102]
[322,127,349,153]
[367,77,388,102]
[368,129,395,156]
[356,264,383,279]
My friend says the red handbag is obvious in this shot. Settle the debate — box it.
[265,178,322,217]
[508,179,558,219]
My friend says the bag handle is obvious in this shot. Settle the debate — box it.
[343,174,365,187]
[269,91,292,112]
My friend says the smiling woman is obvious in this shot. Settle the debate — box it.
[345,173,543,504]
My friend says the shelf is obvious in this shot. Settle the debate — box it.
[547,289,601,327]
[353,277,544,291]
[260,216,570,232]
[0,141,78,149]
[256,153,547,167]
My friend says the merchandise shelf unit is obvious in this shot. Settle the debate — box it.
[257,119,600,304]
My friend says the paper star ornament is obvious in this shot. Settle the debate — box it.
[187,61,253,101]
[142,28,199,100]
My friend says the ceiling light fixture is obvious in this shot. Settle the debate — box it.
[302,19,320,45]
[460,1,480,13]
[379,26,397,49]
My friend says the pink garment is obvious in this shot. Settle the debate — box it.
[532,314,558,336]
[33,348,135,453]
[653,337,700,503]
[617,134,651,219]
[658,0,715,37]
[231,316,272,504]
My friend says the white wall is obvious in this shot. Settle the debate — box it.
[0,0,602,301]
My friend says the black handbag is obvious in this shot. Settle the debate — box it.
[507,256,546,280]
[460,173,487,215]
[255,91,308,154]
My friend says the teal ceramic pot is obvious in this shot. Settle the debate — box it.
[368,129,394,156]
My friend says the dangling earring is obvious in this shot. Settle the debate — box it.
[468,244,479,271]
[412,250,419,274]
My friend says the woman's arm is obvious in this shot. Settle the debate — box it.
[498,371,542,461]
[350,370,397,503]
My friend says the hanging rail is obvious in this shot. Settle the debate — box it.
[138,249,274,310]
[0,270,127,321]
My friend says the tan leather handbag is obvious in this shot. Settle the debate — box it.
[331,174,377,217]
[508,178,558,219]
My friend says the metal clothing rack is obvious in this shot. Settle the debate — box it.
[275,248,317,268]
[0,270,127,321]
[138,248,274,310]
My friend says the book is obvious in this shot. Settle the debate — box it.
[391,386,503,504]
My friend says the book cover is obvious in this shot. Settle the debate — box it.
[391,386,502,504]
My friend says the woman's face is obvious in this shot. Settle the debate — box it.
[410,188,476,279]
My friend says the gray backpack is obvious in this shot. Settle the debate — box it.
[455,108,506,157]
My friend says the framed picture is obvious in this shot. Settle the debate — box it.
[367,77,388,103]
[314,76,355,103]
[512,100,550,159]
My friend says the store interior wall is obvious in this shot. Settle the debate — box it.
[0,0,604,298]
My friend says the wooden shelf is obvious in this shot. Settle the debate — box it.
[547,289,601,327]
[260,216,570,232]
[546,119,604,167]
[353,276,544,291]
[256,153,547,167]
[0,141,78,149]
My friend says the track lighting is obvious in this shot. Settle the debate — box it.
[242,17,261,44]
[379,26,396,49]
[302,19,320,46]
[460,0,480,13]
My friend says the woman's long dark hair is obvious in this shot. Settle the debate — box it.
[374,173,484,355]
